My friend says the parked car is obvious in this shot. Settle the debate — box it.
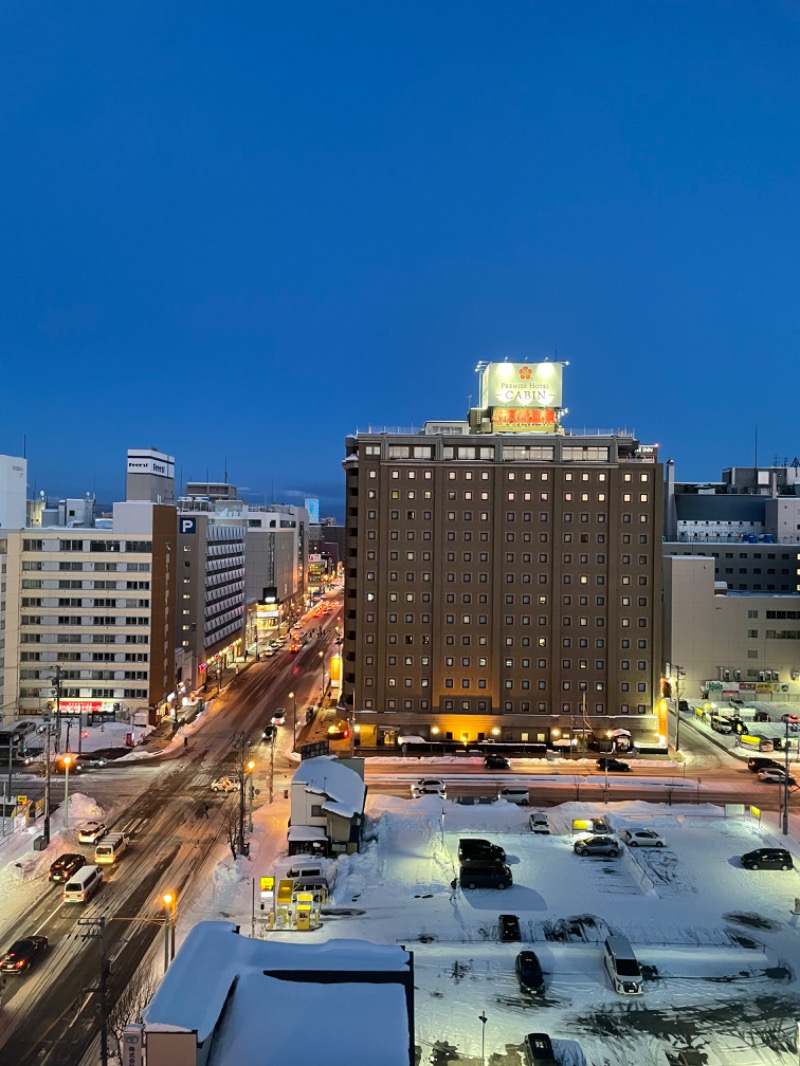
[271,708,287,726]
[211,776,241,793]
[499,914,521,942]
[528,812,550,834]
[621,828,665,848]
[515,950,545,995]
[485,754,510,770]
[498,786,530,805]
[592,817,611,834]
[754,710,772,722]
[741,847,794,871]
[0,936,49,975]
[459,862,512,890]
[48,853,86,883]
[523,1032,556,1065]
[262,648,276,658]
[411,778,446,798]
[678,700,690,713]
[759,768,797,786]
[458,838,506,862]
[77,822,107,844]
[574,835,620,857]
[596,758,631,772]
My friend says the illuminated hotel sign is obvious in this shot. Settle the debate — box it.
[480,361,564,410]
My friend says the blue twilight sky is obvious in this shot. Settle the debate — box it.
[2,2,799,520]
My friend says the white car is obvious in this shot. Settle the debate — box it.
[211,777,241,793]
[759,768,797,786]
[621,828,665,848]
[271,708,287,726]
[77,821,107,844]
[410,778,446,798]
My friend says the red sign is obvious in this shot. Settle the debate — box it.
[60,699,104,716]
[492,407,556,426]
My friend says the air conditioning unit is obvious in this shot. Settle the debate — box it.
[723,669,731,682]
[734,669,742,681]
[759,671,766,682]
[791,670,799,681]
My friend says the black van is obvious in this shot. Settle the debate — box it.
[459,863,513,890]
[741,848,793,871]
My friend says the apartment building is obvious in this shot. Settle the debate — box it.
[342,361,663,748]
[1,500,176,726]
[176,497,246,689]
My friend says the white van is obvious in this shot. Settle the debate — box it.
[287,861,327,882]
[603,935,643,995]
[499,786,530,806]
[63,864,104,903]
[94,832,130,865]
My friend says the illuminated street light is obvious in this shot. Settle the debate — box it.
[161,892,177,973]
[62,755,73,829]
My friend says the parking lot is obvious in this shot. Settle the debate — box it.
[296,795,800,1065]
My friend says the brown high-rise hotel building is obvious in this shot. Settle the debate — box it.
[341,360,664,749]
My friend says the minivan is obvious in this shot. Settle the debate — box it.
[94,832,130,865]
[741,848,793,871]
[603,935,643,995]
[459,863,513,890]
[458,838,506,862]
[498,786,529,806]
[63,865,103,903]
[287,861,327,881]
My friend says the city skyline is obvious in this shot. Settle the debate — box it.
[3,3,800,513]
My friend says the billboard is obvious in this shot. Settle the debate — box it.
[305,497,320,524]
[480,361,564,410]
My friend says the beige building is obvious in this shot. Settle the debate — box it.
[663,554,800,702]
[0,501,176,727]
[342,361,663,748]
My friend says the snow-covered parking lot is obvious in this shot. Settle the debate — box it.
[282,796,800,1065]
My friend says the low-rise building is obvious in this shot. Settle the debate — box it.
[289,754,366,855]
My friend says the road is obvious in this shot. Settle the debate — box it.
[0,592,343,1065]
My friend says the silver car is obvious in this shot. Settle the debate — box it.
[574,835,620,857]
[621,828,665,848]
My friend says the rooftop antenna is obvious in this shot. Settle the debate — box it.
[224,456,228,484]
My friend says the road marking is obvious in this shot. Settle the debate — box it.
[33,896,69,937]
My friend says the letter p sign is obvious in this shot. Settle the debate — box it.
[180,518,197,535]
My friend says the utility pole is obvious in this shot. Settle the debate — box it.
[783,716,791,836]
[269,730,275,804]
[77,917,110,1066]
[42,712,52,845]
[232,732,251,855]
[52,665,62,756]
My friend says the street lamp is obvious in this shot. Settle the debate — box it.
[478,1011,488,1066]
[246,759,256,832]
[161,892,176,974]
[675,665,685,752]
[289,691,297,752]
[62,754,73,829]
[319,650,326,702]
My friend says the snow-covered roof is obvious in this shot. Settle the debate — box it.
[287,825,328,842]
[142,922,412,1065]
[292,755,366,818]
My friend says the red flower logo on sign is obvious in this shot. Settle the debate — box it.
[518,365,532,380]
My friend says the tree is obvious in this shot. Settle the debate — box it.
[223,806,239,862]
[108,965,159,1061]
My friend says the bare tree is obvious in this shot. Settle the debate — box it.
[223,806,239,862]
[108,965,159,1061]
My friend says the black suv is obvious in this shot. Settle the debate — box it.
[48,853,86,883]
[499,914,521,942]
[485,753,510,770]
[458,838,506,863]
[741,848,793,871]
[747,757,781,774]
